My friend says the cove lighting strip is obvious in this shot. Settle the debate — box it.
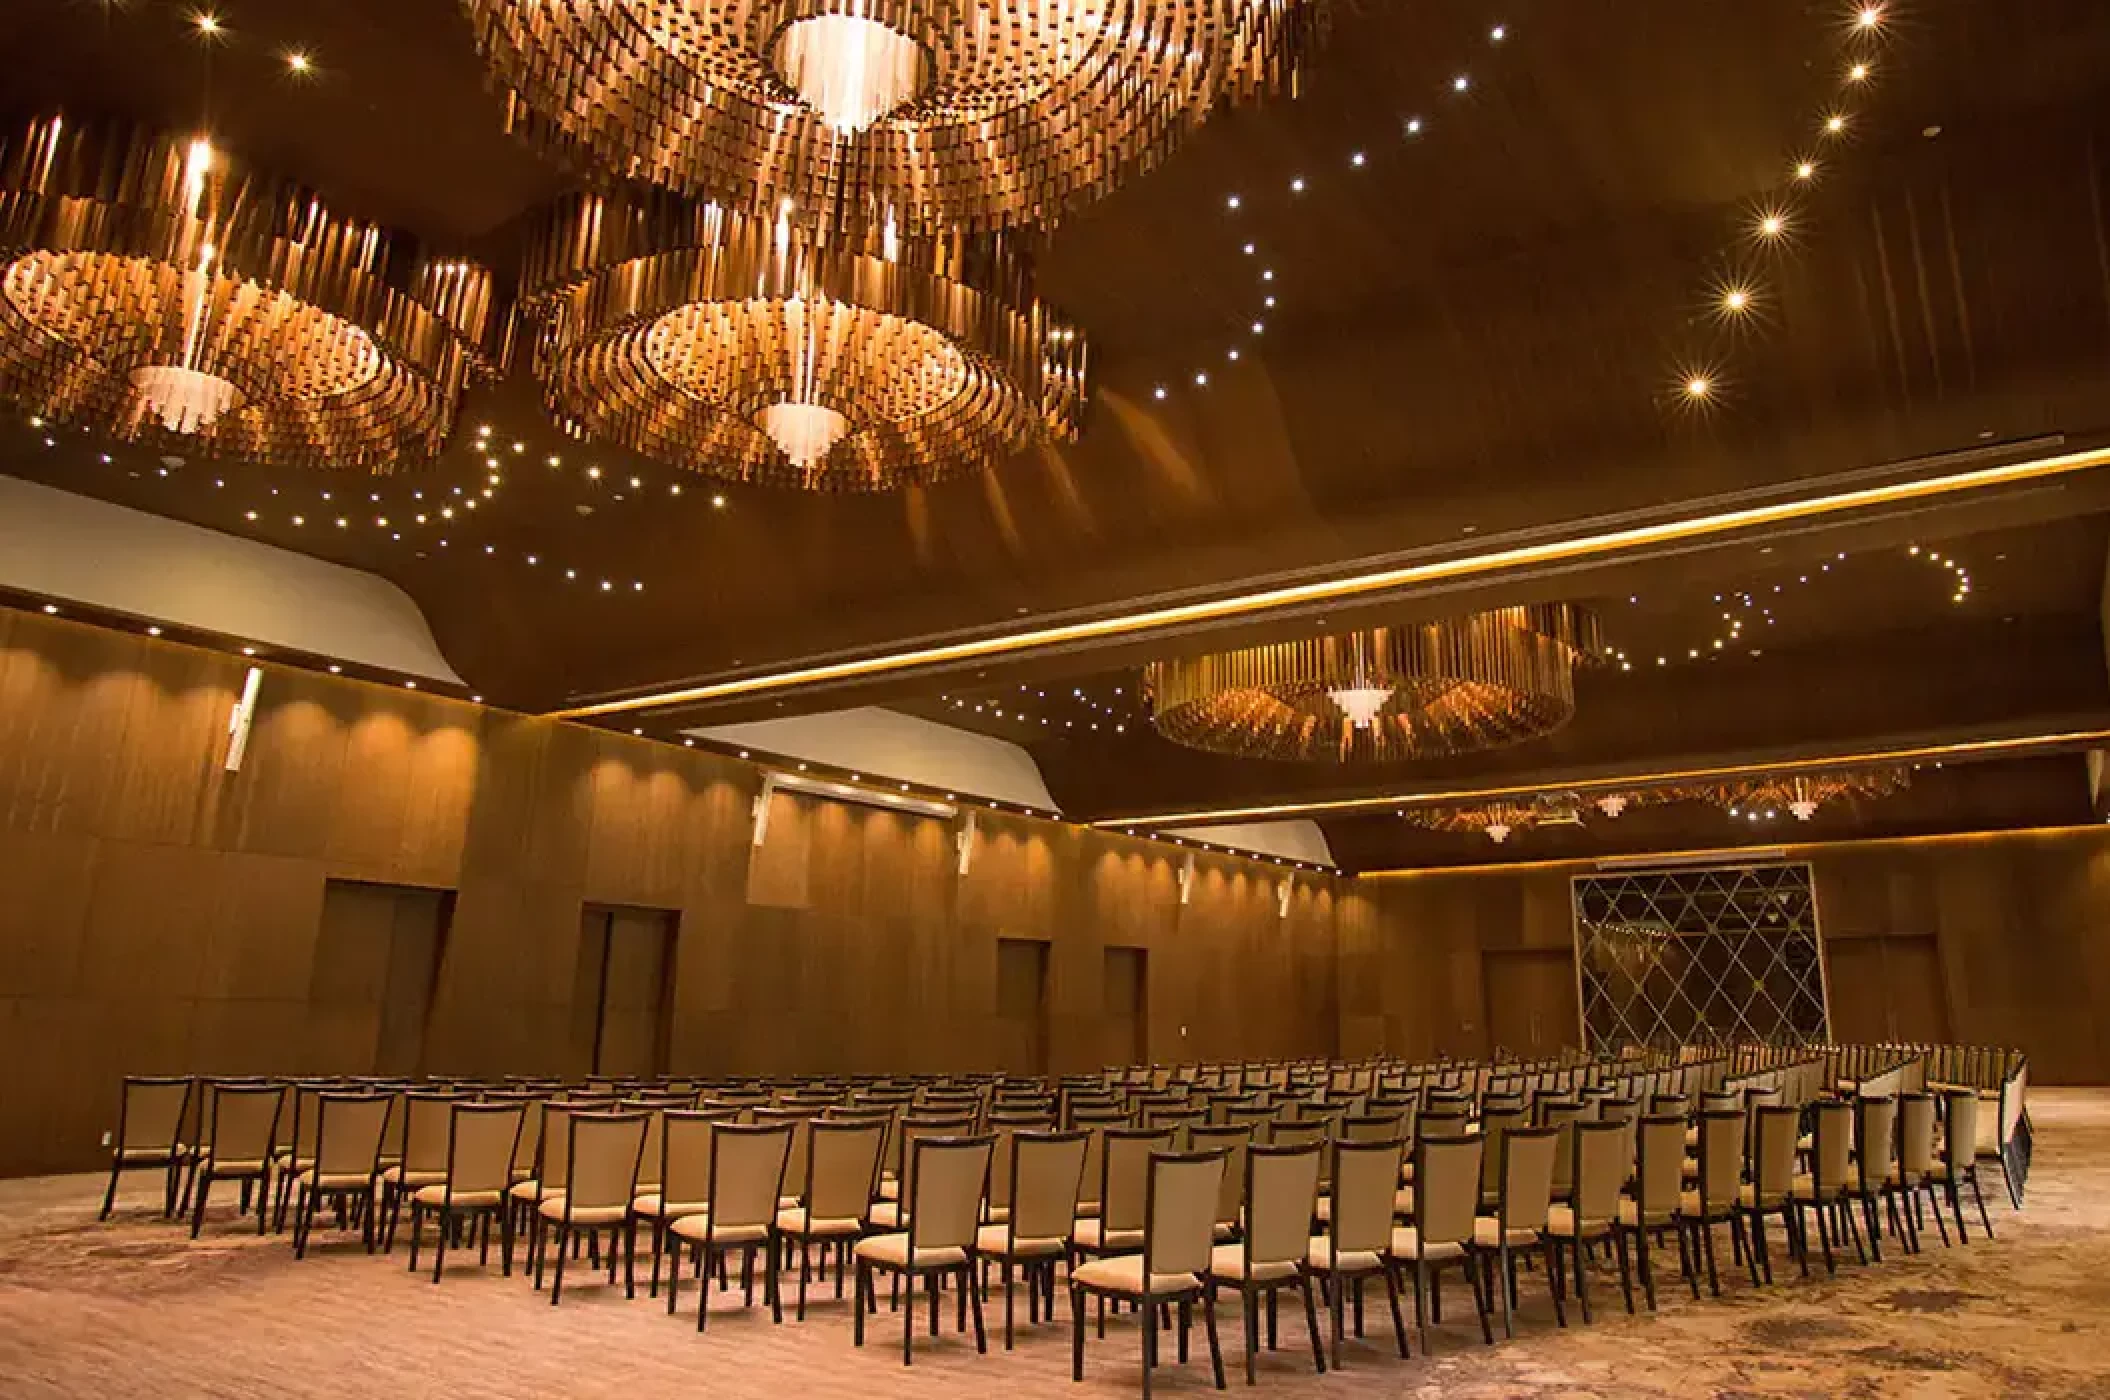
[769,769,959,820]
[545,442,2110,721]
[1092,728,2110,830]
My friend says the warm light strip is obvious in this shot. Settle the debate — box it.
[771,769,957,819]
[546,443,2110,721]
[1095,728,2110,828]
[1357,821,2110,880]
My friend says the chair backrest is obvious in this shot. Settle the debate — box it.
[1495,1125,1558,1231]
[1271,1119,1327,1152]
[1100,1127,1174,1232]
[507,1098,545,1179]
[707,1122,794,1234]
[1896,1092,1938,1178]
[1342,1113,1404,1144]
[1597,1096,1639,1126]
[117,1076,192,1154]
[287,1084,327,1161]
[207,1082,285,1165]
[1243,1142,1321,1268]
[312,1093,391,1180]
[906,1135,994,1258]
[1144,1105,1206,1147]
[753,1107,815,1192]
[1940,1089,1979,1173]
[1855,1095,1898,1184]
[563,1112,650,1215]
[1224,1103,1278,1143]
[443,1101,524,1198]
[1648,1092,1688,1118]
[1808,1100,1853,1193]
[1327,1137,1405,1255]
[1569,1121,1626,1224]
[1412,1134,1482,1247]
[1478,1106,1525,1199]
[805,1119,886,1221]
[895,1114,974,1204]
[1142,1150,1228,1277]
[1008,1131,1089,1243]
[400,1092,459,1175]
[1541,1100,1586,1195]
[1749,1105,1799,1206]
[1632,1115,1684,1223]
[1695,1108,1744,1210]
[1188,1125,1251,1231]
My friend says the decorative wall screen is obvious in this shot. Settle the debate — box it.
[1573,862,1829,1050]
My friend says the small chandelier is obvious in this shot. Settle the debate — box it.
[462,0,1326,234]
[1401,801,1542,845]
[0,117,500,470]
[518,191,1085,491]
[1145,605,1603,764]
[1698,768,1910,823]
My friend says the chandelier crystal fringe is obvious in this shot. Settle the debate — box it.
[1145,605,1603,764]
[0,116,502,471]
[1684,767,1911,822]
[461,0,1327,234]
[517,190,1086,491]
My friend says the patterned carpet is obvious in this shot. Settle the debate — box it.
[2,1092,2107,1399]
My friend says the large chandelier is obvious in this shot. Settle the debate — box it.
[1697,768,1911,823]
[0,116,499,470]
[518,191,1085,491]
[462,1,1326,234]
[1144,605,1603,763]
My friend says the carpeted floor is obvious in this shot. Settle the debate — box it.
[2,1092,2107,1399]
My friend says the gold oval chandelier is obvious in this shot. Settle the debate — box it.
[1145,605,1604,763]
[462,0,1326,234]
[0,116,500,471]
[518,190,1085,491]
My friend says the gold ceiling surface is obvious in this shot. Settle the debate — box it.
[0,116,500,472]
[1145,604,1604,763]
[462,0,1325,234]
[518,190,1085,491]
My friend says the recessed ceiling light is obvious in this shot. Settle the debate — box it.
[328,664,342,674]
[146,626,161,636]
[41,604,58,615]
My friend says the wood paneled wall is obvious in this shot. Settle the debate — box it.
[1347,828,2110,1083]
[0,610,1339,1176]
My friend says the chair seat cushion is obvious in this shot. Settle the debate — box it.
[1617,1198,1674,1228]
[984,1205,1011,1226]
[119,1146,192,1163]
[1737,1184,1787,1209]
[1307,1238,1383,1274]
[868,1202,907,1230]
[1393,1187,1416,1217]
[508,1181,552,1203]
[1206,1243,1298,1283]
[877,1178,901,1202]
[299,1169,373,1191]
[1074,1219,1144,1252]
[1473,1217,1542,1249]
[1212,1221,1236,1242]
[1786,1174,1837,1202]
[1071,1254,1200,1298]
[669,1212,770,1245]
[383,1167,445,1189]
[1074,1199,1101,1219]
[1544,1204,1610,1238]
[854,1233,965,1270]
[542,1201,628,1225]
[976,1224,1066,1258]
[415,1184,502,1208]
[779,1207,863,1238]
[631,1194,708,1219]
[1385,1226,1465,1263]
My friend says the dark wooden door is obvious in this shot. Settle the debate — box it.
[995,938,1050,1076]
[1103,946,1148,1067]
[1826,934,1950,1043]
[575,906,677,1078]
[1482,949,1582,1058]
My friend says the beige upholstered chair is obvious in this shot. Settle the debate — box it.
[1475,1106,1525,1211]
[1473,1124,1561,1338]
[871,1114,973,1223]
[976,1129,1088,1348]
[406,1100,524,1279]
[1888,1091,1941,1250]
[1205,1140,1323,1382]
[1789,1100,1857,1275]
[1539,1099,1588,1202]
[1931,1087,1997,1242]
[1545,1119,1634,1318]
[853,1134,995,1366]
[1734,1104,1800,1285]
[778,1117,886,1320]
[1846,1095,1899,1262]
[1387,1133,1491,1353]
[380,1092,460,1252]
[668,1121,795,1328]
[189,1081,286,1238]
[1680,1107,1746,1295]
[268,1082,330,1233]
[1070,1149,1229,1398]
[1187,1124,1251,1244]
[100,1075,193,1221]
[1075,1127,1173,1271]
[286,1092,391,1259]
[1224,1103,1279,1143]
[1308,1137,1410,1366]
[533,1110,650,1305]
[635,1108,731,1299]
[1616,1113,1686,1311]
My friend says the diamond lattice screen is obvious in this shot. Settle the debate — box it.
[1572,862,1829,1051]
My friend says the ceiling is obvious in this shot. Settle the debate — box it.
[5,0,2110,868]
